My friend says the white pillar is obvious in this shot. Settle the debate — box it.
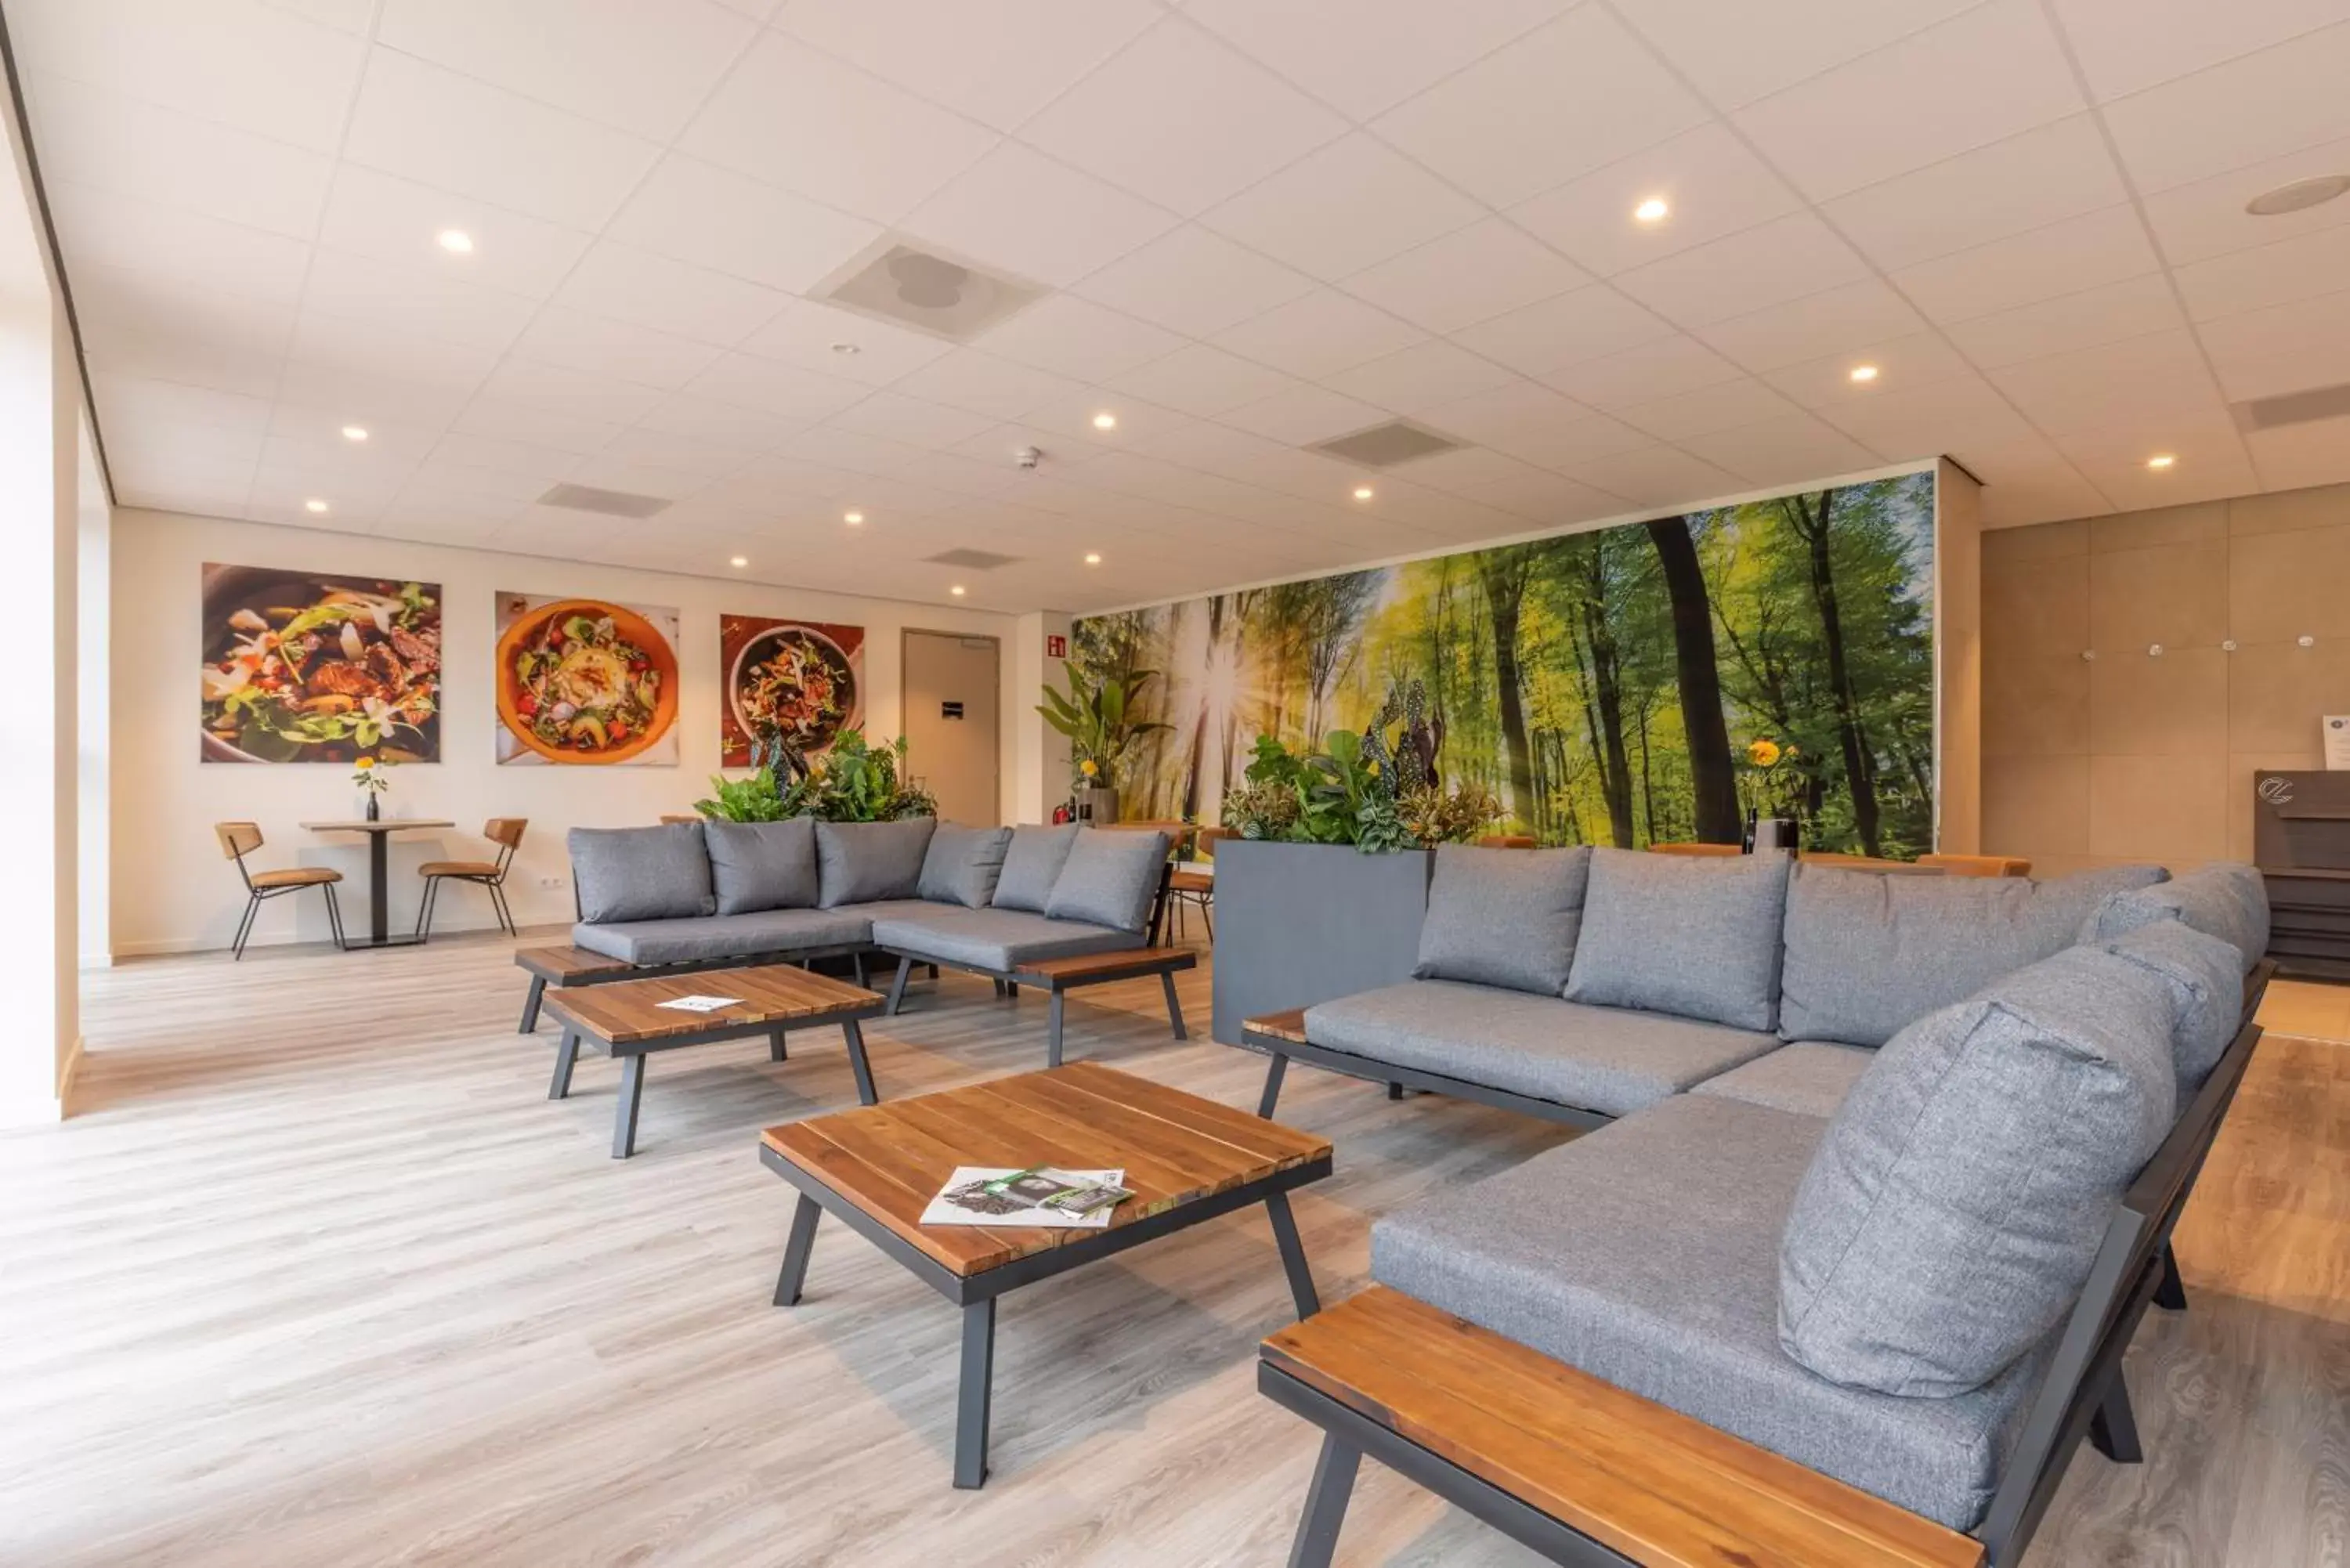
[78,413,110,970]
[1011,609,1073,823]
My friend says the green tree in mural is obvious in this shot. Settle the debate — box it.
[1645,515,1741,844]
[1474,545,1541,828]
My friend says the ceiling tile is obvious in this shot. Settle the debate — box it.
[1608,0,1980,110]
[1016,19,1347,216]
[2175,223,2350,322]
[1450,285,1676,375]
[1940,273,2187,368]
[597,425,765,480]
[742,298,953,386]
[1509,123,1803,279]
[1984,328,2225,433]
[342,49,662,230]
[1538,331,1746,408]
[1760,331,1976,409]
[316,164,594,298]
[92,372,271,439]
[2196,285,2350,401]
[1200,133,1485,282]
[825,391,1000,452]
[774,0,1160,132]
[1823,115,2130,274]
[680,352,875,423]
[1069,223,1318,339]
[978,295,1187,383]
[2048,408,2258,510]
[1212,289,1427,379]
[1372,6,1708,208]
[510,307,725,392]
[551,240,792,348]
[1321,341,1520,414]
[448,396,622,459]
[1021,390,1202,453]
[1340,219,1586,335]
[1415,380,1652,466]
[2099,20,2350,193]
[1555,444,1744,507]
[891,349,1085,420]
[1694,278,1928,373]
[1184,0,1568,121]
[2050,0,2348,103]
[1814,373,2041,457]
[11,0,364,154]
[1893,205,2162,323]
[46,179,312,308]
[1679,412,1882,487]
[1212,385,1390,447]
[300,247,539,354]
[1616,376,1805,442]
[284,307,503,422]
[1613,212,1871,329]
[634,393,810,450]
[903,142,1177,288]
[1107,343,1300,418]
[2139,134,2350,265]
[379,0,757,140]
[74,269,298,399]
[606,154,880,294]
[477,357,667,426]
[2245,412,2350,492]
[678,31,998,224]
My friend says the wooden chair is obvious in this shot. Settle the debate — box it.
[1166,826,1227,947]
[216,821,345,959]
[1476,835,1537,848]
[1922,853,2032,878]
[1646,841,1741,857]
[417,818,527,938]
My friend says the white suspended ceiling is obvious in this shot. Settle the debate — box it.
[14,0,2350,612]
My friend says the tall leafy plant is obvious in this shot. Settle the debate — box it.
[695,726,937,823]
[1036,666,1171,787]
[1221,731,1494,853]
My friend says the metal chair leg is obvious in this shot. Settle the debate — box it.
[232,893,260,959]
[885,956,913,1015]
[322,886,349,952]
[2089,1371,2144,1464]
[2154,1241,2188,1311]
[414,876,436,940]
[488,880,516,937]
[1257,1052,1289,1118]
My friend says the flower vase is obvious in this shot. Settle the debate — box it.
[365,793,381,822]
[1076,784,1119,824]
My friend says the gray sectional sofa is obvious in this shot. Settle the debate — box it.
[1252,845,2275,1566]
[566,818,1171,1013]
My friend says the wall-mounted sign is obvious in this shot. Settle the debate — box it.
[942,700,965,720]
[1045,634,1066,659]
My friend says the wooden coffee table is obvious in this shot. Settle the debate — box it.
[544,965,886,1158]
[759,1060,1333,1487]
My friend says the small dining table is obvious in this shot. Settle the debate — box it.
[299,818,457,949]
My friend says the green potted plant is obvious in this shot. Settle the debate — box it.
[692,725,938,823]
[1036,666,1170,824]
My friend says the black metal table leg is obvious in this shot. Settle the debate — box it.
[367,829,390,945]
[885,956,913,1015]
[1257,1052,1289,1118]
[1047,991,1066,1068]
[843,1018,878,1106]
[1288,1433,1361,1568]
[548,1028,580,1100]
[769,1025,789,1063]
[1162,970,1188,1039]
[519,974,546,1034]
[955,1297,996,1488]
[772,1194,822,1306]
[1266,1190,1320,1318]
[612,1053,645,1158]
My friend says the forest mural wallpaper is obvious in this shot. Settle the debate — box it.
[1072,470,1940,858]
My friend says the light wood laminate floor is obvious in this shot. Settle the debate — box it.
[4,939,2346,1566]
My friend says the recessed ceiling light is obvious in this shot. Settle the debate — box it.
[1632,197,1669,224]
[304,498,329,514]
[2245,174,2350,216]
[830,341,860,355]
[2147,453,2178,471]
[1084,551,1101,565]
[1352,486,1375,500]
[1849,364,1879,384]
[949,584,967,597]
[730,555,748,568]
[844,510,865,525]
[1091,411,1118,430]
[341,425,368,442]
[436,228,474,255]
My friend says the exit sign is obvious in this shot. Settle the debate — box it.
[1046,634,1067,659]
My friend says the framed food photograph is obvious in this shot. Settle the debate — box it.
[494,591,682,765]
[719,615,865,768]
[200,563,443,764]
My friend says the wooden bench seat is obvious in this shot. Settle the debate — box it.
[1261,1286,1983,1568]
[1012,946,1196,1068]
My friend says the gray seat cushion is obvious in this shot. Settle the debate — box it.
[1693,1042,1875,1119]
[1302,979,1777,1117]
[1043,828,1169,934]
[869,908,1135,972]
[568,822,716,923]
[917,823,1013,908]
[1780,862,2171,1046]
[1372,1095,2044,1531]
[703,818,817,915]
[1413,844,1590,995]
[570,906,872,966]
[1779,946,2179,1397]
[2099,919,2244,1089]
[993,823,1079,912]
[1564,847,1791,1031]
[815,818,938,908]
[2084,861,2269,974]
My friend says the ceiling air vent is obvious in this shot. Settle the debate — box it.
[1311,418,1467,468]
[2233,381,2350,432]
[537,482,671,518]
[924,547,1021,570]
[814,240,1043,342]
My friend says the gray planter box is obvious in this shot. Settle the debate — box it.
[1209,840,1434,1045]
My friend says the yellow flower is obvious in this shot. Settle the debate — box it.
[1080,758,1099,778]
[1748,739,1781,768]
[354,757,375,771]
[1368,760,1381,777]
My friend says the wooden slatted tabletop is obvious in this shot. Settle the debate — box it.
[763,1061,1330,1277]
[546,964,879,1046]
[1264,1287,1983,1568]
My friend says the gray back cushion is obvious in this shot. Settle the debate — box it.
[1044,829,1168,934]
[2084,862,2269,974]
[993,823,1080,912]
[815,818,938,908]
[917,824,1013,909]
[569,822,715,923]
[1777,946,2179,1396]
[1779,862,2171,1047]
[1564,848,1792,1031]
[2099,919,2243,1089]
[703,818,818,916]
[1414,845,1591,995]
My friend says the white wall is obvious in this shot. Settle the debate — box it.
[1011,609,1073,823]
[114,507,1025,955]
[76,412,110,968]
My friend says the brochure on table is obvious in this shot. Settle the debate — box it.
[923,1166,1134,1228]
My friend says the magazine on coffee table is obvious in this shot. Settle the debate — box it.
[921,1165,1134,1229]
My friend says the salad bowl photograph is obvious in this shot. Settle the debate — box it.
[494,593,680,765]
[200,563,442,764]
[721,616,862,767]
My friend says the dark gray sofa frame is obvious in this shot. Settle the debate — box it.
[1258,959,2277,1568]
